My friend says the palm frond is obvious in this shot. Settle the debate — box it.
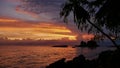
[60,0,90,29]
[95,0,120,32]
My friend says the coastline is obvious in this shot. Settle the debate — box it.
[46,49,120,68]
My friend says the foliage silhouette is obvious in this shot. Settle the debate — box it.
[60,0,120,49]
[80,41,87,47]
[87,40,99,47]
[79,40,98,48]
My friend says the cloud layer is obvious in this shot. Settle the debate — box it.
[0,18,77,40]
[17,0,66,22]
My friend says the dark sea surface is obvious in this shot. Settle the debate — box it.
[0,45,116,68]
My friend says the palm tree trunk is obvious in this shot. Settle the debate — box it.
[87,19,120,50]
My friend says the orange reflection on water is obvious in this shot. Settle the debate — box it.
[0,46,77,68]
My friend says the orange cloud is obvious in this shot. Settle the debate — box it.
[0,18,18,22]
[0,27,77,41]
[0,18,40,27]
[82,34,94,40]
[0,18,77,41]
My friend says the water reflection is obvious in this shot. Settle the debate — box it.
[0,46,116,68]
[0,46,76,68]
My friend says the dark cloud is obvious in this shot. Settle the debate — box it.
[19,0,65,14]
[17,0,66,22]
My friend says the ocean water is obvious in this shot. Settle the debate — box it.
[0,45,116,68]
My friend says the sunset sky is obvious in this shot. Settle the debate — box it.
[0,0,94,43]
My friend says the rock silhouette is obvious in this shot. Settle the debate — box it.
[46,49,120,68]
[46,58,66,68]
[79,40,99,48]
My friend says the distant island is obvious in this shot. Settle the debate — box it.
[52,45,68,47]
[75,40,99,48]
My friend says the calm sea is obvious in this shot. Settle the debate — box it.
[0,45,115,68]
